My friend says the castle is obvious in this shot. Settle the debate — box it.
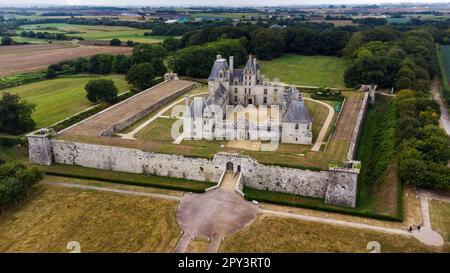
[183,55,313,144]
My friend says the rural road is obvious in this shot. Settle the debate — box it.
[431,78,450,136]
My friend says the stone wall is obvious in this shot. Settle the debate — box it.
[32,139,357,207]
[347,92,369,161]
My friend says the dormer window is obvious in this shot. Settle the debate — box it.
[219,72,223,78]
[295,124,299,130]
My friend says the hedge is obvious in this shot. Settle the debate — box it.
[244,187,403,222]
[0,135,26,146]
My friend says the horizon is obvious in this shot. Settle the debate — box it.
[1,0,450,8]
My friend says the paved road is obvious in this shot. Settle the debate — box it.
[431,78,450,136]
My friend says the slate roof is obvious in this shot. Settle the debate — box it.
[208,58,229,81]
[244,55,256,73]
[282,85,312,123]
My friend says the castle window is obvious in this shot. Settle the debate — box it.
[274,89,278,92]
[295,137,299,142]
[234,81,238,85]
[295,124,299,130]
[264,89,268,95]
[263,97,267,104]
[307,123,310,130]
[234,88,238,93]
[234,96,238,102]
[219,72,223,78]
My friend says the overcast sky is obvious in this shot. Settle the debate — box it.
[1,0,448,7]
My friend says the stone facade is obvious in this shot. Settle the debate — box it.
[183,55,313,145]
[27,137,357,207]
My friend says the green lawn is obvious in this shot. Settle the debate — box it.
[135,118,178,142]
[259,54,348,88]
[18,23,170,44]
[438,45,450,87]
[1,75,129,128]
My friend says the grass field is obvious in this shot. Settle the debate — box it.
[219,215,432,253]
[430,200,450,242]
[0,184,181,252]
[259,54,348,88]
[135,118,178,142]
[0,145,28,163]
[19,23,169,44]
[2,75,129,128]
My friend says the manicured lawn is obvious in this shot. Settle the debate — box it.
[430,200,450,242]
[41,164,215,192]
[259,54,348,88]
[0,184,181,252]
[219,215,431,253]
[19,23,170,44]
[438,45,450,87]
[2,75,129,128]
[135,118,179,142]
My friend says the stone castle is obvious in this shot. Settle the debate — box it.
[183,55,313,144]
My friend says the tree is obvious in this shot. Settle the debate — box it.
[0,162,43,208]
[252,29,284,60]
[1,36,13,46]
[0,93,35,135]
[85,79,118,103]
[131,44,168,64]
[46,67,58,78]
[131,44,168,76]
[126,63,156,91]
[162,37,182,51]
[110,38,122,46]
[88,54,114,74]
[112,55,132,74]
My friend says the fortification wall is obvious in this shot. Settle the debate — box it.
[347,92,369,161]
[32,139,357,207]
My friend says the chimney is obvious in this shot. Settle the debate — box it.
[229,56,234,71]
[253,57,257,71]
[216,54,222,60]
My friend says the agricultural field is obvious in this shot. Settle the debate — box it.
[219,215,433,253]
[18,23,169,44]
[0,184,181,252]
[0,43,132,77]
[2,75,129,128]
[259,54,348,88]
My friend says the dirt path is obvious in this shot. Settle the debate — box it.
[41,181,181,202]
[176,189,258,253]
[306,98,335,152]
[431,78,450,136]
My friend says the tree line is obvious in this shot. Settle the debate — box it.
[20,30,83,41]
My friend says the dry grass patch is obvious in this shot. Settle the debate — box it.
[430,200,450,242]
[186,237,210,253]
[220,215,432,253]
[0,184,181,252]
